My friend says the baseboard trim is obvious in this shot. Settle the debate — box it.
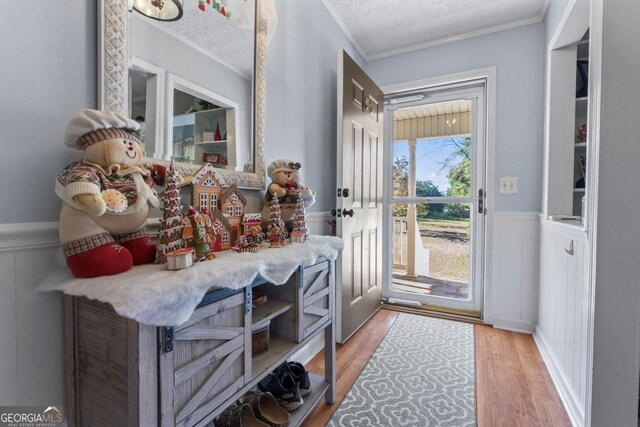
[534,328,584,427]
[492,317,535,334]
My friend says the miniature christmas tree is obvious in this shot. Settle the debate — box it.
[156,161,187,264]
[290,191,307,243]
[268,191,285,229]
[267,191,287,247]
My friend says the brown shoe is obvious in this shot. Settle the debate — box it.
[240,391,290,427]
[214,403,241,427]
[214,403,270,427]
[240,404,269,427]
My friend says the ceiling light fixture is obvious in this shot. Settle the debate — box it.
[132,0,184,22]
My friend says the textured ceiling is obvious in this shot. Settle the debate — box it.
[146,0,255,77]
[322,0,548,60]
[394,100,472,121]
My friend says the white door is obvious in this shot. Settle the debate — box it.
[383,84,487,315]
[335,50,384,343]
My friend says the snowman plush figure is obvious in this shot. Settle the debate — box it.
[56,109,174,278]
[262,159,316,225]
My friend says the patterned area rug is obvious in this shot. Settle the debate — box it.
[327,313,476,426]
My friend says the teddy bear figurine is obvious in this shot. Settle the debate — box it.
[262,159,316,226]
[56,109,176,278]
[268,225,287,248]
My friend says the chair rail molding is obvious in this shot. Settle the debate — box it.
[0,222,60,253]
[0,212,333,253]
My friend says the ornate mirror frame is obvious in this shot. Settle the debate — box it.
[97,0,266,189]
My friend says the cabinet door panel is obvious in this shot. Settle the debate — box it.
[161,293,247,427]
[299,261,333,340]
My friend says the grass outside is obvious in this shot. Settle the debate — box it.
[418,217,470,282]
[394,216,470,282]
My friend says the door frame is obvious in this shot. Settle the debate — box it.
[380,67,496,323]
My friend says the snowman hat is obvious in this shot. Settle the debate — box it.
[65,109,141,150]
[267,159,302,179]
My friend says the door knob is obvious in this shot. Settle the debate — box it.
[342,209,354,217]
[342,188,350,198]
[331,209,337,217]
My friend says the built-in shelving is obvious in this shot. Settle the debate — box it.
[572,33,589,217]
[252,338,297,378]
[196,140,228,145]
[252,299,293,331]
[172,98,235,166]
[288,374,331,426]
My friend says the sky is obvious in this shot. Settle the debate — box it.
[393,137,466,193]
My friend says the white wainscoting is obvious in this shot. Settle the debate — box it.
[490,211,540,333]
[0,223,66,406]
[0,212,332,407]
[535,220,589,427]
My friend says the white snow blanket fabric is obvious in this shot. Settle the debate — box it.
[37,236,343,326]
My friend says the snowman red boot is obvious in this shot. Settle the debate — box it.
[115,229,157,265]
[65,238,133,278]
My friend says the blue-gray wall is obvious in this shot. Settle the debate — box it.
[365,23,545,212]
[0,0,359,223]
[0,1,96,223]
[265,0,363,213]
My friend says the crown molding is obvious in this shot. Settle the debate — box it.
[365,15,545,61]
[320,0,547,62]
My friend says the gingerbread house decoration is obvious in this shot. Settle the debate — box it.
[210,209,233,252]
[181,216,193,241]
[243,213,262,237]
[191,163,224,213]
[220,184,247,243]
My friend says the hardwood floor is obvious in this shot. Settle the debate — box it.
[302,309,571,427]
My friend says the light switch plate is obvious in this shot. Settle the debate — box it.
[499,176,518,194]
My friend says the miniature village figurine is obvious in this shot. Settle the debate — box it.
[232,235,258,253]
[187,207,215,261]
[166,247,196,270]
[247,225,265,246]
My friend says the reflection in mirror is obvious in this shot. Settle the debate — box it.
[128,0,255,172]
[170,85,238,170]
[129,68,155,155]
[128,58,165,159]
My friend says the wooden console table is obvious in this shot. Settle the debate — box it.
[65,258,336,427]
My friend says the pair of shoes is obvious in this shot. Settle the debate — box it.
[258,361,311,411]
[214,402,270,427]
[239,391,290,427]
[277,361,311,396]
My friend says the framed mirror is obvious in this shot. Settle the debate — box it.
[98,0,269,189]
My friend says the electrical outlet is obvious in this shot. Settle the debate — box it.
[499,176,518,194]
